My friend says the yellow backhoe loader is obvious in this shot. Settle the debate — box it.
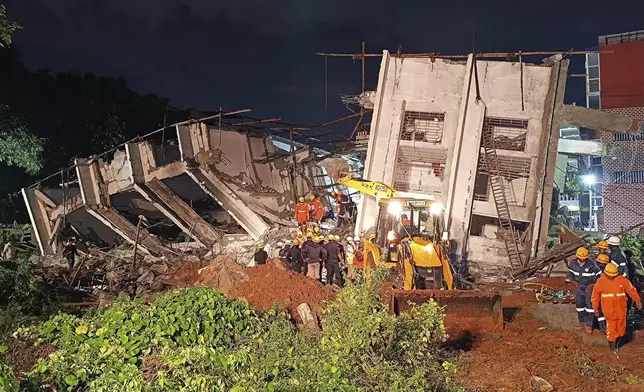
[317,159,503,331]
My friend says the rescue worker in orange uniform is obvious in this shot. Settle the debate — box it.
[592,263,642,356]
[595,253,611,333]
[310,195,324,224]
[295,196,310,228]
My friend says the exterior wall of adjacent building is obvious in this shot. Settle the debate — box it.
[594,30,644,233]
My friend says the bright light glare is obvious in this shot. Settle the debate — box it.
[387,230,395,241]
[581,174,596,185]
[429,202,443,216]
[424,244,434,253]
[388,201,403,216]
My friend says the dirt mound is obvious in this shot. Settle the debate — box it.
[166,255,336,318]
[196,254,249,297]
[232,261,336,316]
[165,262,206,287]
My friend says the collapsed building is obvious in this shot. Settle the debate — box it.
[354,51,641,281]
[20,51,642,283]
[22,116,329,258]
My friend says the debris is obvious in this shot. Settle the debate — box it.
[530,376,554,392]
[296,303,319,331]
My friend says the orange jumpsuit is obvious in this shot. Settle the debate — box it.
[311,199,324,222]
[591,275,641,342]
[295,202,310,224]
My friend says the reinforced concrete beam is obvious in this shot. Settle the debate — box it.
[185,168,269,240]
[557,138,604,156]
[22,188,54,255]
[86,207,166,255]
[126,141,220,248]
[562,105,642,134]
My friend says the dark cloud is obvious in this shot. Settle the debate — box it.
[4,0,644,126]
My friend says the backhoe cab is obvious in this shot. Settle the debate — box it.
[363,198,453,290]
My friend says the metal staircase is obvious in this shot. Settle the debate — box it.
[481,122,524,270]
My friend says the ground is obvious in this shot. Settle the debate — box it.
[453,278,644,392]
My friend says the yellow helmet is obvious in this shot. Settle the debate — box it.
[597,240,609,250]
[327,234,334,240]
[293,239,300,246]
[313,226,320,233]
[314,236,321,242]
[604,263,619,277]
[576,247,589,260]
[597,253,610,264]
[298,196,304,202]
[334,235,340,241]
[257,242,265,248]
[297,230,303,236]
[309,195,316,201]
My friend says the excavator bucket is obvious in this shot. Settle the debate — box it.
[389,289,503,333]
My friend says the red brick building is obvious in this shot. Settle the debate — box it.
[594,30,644,233]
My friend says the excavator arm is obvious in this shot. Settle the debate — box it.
[335,173,396,199]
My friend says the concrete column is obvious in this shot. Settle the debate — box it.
[532,60,570,258]
[446,56,486,260]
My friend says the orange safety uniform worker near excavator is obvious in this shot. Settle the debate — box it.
[595,253,611,333]
[310,195,324,223]
[295,196,310,226]
[592,263,642,356]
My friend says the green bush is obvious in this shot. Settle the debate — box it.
[0,360,19,392]
[15,272,462,391]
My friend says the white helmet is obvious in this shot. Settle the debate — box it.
[277,241,284,247]
[347,236,354,242]
[285,240,292,245]
[607,236,621,246]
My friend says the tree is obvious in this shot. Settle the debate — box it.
[0,105,44,175]
[0,4,21,48]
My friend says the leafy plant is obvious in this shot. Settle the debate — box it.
[0,105,45,175]
[13,272,462,391]
[620,234,644,262]
[0,4,21,48]
[0,359,19,392]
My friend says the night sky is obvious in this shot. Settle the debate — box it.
[5,0,644,131]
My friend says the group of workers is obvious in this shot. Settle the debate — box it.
[253,232,365,287]
[295,192,356,230]
[567,235,642,356]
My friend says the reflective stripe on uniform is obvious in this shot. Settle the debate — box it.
[585,308,595,313]
[576,307,585,312]
[616,293,626,297]
[581,272,596,277]
[568,269,580,276]
[601,293,615,297]
[598,317,606,322]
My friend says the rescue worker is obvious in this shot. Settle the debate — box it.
[279,240,292,269]
[302,235,327,281]
[62,238,79,269]
[567,247,600,333]
[354,239,364,272]
[324,234,343,287]
[597,240,609,256]
[310,195,324,224]
[592,263,642,356]
[295,229,304,244]
[607,236,629,278]
[595,253,611,333]
[254,242,268,266]
[345,236,356,281]
[295,196,310,228]
[289,239,304,273]
[300,234,315,275]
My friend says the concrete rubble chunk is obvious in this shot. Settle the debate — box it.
[530,376,554,392]
[296,303,319,332]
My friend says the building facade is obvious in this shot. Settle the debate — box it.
[590,30,644,233]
